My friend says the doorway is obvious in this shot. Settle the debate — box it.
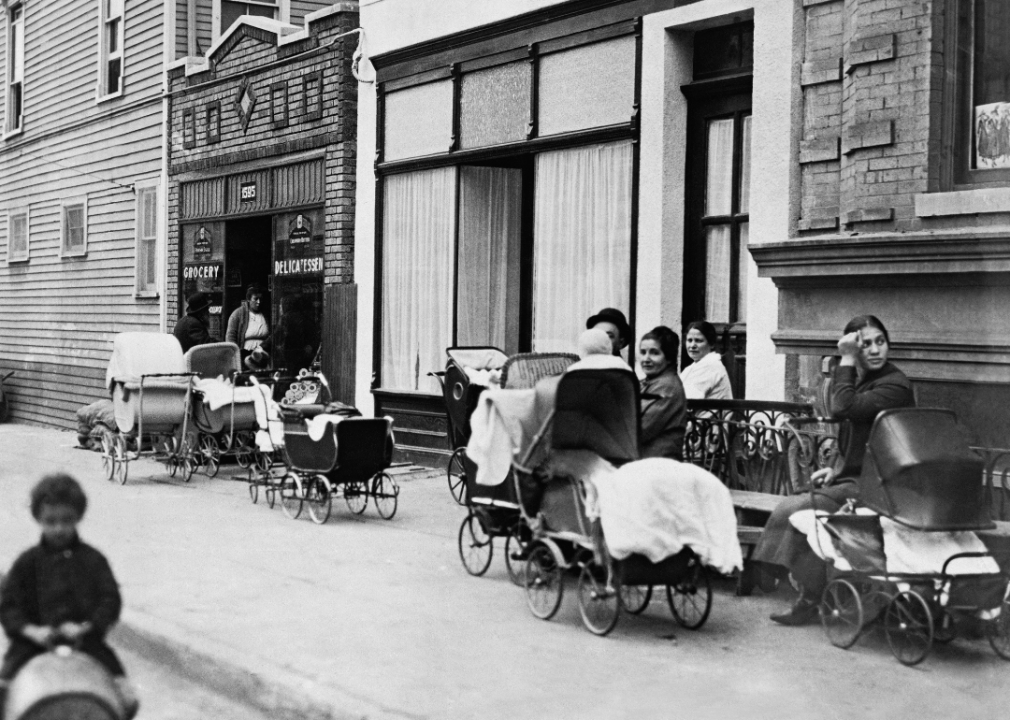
[224,216,272,331]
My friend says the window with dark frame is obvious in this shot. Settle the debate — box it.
[100,0,124,97]
[206,101,221,144]
[220,0,277,36]
[270,81,289,129]
[955,0,1010,184]
[7,3,24,133]
[303,71,323,121]
[183,108,196,149]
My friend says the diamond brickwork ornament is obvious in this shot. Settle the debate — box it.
[235,77,257,132]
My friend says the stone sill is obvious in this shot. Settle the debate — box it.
[751,229,1010,280]
[915,188,1010,217]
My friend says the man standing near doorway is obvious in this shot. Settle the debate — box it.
[172,292,216,352]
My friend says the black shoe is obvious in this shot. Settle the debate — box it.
[770,596,820,626]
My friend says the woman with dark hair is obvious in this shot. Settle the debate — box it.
[680,320,733,400]
[638,325,687,461]
[753,314,915,625]
[226,285,270,367]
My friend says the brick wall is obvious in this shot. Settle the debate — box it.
[797,0,936,235]
[165,9,359,323]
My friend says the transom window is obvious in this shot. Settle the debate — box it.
[61,200,88,257]
[99,0,125,98]
[6,3,24,133]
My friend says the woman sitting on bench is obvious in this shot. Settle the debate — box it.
[752,314,915,625]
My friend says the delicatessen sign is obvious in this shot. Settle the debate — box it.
[275,257,323,276]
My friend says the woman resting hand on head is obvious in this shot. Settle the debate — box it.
[638,326,687,461]
[680,321,733,400]
[752,314,915,626]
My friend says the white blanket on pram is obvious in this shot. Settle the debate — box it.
[568,453,742,575]
[193,377,283,452]
[467,388,538,487]
[790,509,1000,575]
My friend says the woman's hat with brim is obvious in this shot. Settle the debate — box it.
[186,291,212,315]
[585,307,631,347]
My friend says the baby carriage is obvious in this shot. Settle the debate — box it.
[430,347,509,504]
[456,352,579,584]
[275,377,398,525]
[104,332,196,484]
[513,368,738,636]
[801,408,1010,665]
[185,342,278,479]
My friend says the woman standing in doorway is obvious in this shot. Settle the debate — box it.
[226,285,270,367]
[680,320,733,400]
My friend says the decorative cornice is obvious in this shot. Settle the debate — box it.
[751,230,1010,282]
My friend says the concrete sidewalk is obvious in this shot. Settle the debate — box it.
[2,423,1009,720]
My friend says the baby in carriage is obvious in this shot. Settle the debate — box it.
[0,474,138,719]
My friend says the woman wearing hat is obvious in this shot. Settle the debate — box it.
[585,308,631,359]
[172,292,215,353]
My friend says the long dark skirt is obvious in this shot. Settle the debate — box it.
[751,481,859,596]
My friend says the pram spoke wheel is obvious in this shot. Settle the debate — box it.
[619,584,653,615]
[458,512,494,576]
[100,433,116,482]
[307,475,333,525]
[524,544,564,620]
[884,590,933,666]
[248,481,259,504]
[199,434,220,478]
[235,431,255,469]
[666,563,712,630]
[578,563,621,636]
[447,448,468,506]
[373,472,399,520]
[345,481,368,515]
[112,434,129,486]
[280,474,304,520]
[988,598,1010,660]
[254,450,273,473]
[505,524,531,587]
[820,579,864,649]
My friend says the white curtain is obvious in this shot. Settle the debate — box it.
[457,166,522,352]
[705,118,734,216]
[704,225,731,322]
[382,168,456,392]
[532,141,633,352]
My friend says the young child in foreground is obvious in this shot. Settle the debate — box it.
[0,473,138,719]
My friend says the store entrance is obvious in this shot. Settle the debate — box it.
[224,216,273,326]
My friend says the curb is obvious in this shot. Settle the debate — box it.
[113,609,418,720]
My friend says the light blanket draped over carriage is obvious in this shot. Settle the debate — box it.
[467,368,742,574]
[106,333,190,435]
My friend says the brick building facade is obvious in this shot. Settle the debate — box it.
[752,0,1010,446]
[166,5,359,400]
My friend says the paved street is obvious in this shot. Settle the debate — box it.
[0,422,1007,720]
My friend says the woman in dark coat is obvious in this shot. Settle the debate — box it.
[638,326,687,461]
[753,315,915,625]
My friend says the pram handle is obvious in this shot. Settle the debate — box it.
[940,551,998,577]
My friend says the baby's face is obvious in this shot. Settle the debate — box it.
[37,503,80,550]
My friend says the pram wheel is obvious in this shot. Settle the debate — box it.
[505,524,530,587]
[884,590,933,666]
[112,435,129,486]
[578,563,621,636]
[280,474,304,520]
[820,579,863,649]
[447,448,468,506]
[254,450,273,473]
[524,543,564,620]
[248,481,259,504]
[100,433,115,482]
[345,482,368,514]
[666,563,712,630]
[200,434,220,478]
[988,597,1010,660]
[619,584,653,615]
[235,431,255,469]
[933,609,956,645]
[458,512,493,576]
[372,472,399,520]
[307,475,333,525]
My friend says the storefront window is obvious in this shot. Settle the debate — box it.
[459,62,531,149]
[381,168,456,392]
[383,81,454,161]
[532,141,633,352]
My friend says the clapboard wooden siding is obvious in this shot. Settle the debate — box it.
[0,0,166,429]
[291,1,339,23]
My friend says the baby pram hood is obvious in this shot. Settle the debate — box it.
[859,408,993,531]
[106,332,186,391]
[185,342,241,379]
[446,347,508,372]
[549,368,639,463]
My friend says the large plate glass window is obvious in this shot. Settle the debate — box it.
[381,167,456,391]
[6,3,23,133]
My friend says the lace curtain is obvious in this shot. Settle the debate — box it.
[381,167,456,392]
[532,141,633,352]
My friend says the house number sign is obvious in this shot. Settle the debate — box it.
[240,181,257,203]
